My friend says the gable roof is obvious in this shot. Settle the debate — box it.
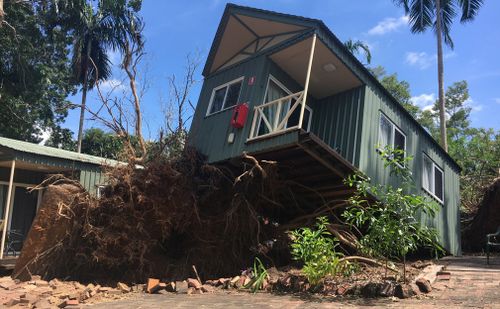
[0,136,121,167]
[204,3,460,171]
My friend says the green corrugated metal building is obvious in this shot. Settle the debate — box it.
[0,136,119,258]
[189,4,462,255]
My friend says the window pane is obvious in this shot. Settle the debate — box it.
[394,129,406,163]
[379,115,392,148]
[209,87,227,114]
[224,81,242,109]
[422,156,433,191]
[434,167,443,201]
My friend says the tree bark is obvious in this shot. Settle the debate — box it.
[76,40,92,153]
[0,0,4,26]
[436,0,448,152]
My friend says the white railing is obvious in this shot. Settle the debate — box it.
[248,90,305,141]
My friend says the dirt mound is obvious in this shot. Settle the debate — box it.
[463,177,500,251]
[13,179,87,281]
[12,149,307,283]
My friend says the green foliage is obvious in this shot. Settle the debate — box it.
[344,39,372,64]
[290,217,343,286]
[0,1,75,142]
[80,128,125,160]
[393,0,483,49]
[244,257,268,293]
[371,66,420,118]
[69,0,144,89]
[343,147,443,280]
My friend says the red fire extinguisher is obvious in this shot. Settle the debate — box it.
[231,103,249,128]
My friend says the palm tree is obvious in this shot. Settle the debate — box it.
[344,39,372,65]
[393,0,483,152]
[72,0,142,152]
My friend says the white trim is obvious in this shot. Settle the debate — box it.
[0,160,15,258]
[422,153,444,204]
[205,76,244,116]
[256,75,313,135]
[257,75,292,135]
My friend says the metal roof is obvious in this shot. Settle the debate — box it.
[0,136,122,167]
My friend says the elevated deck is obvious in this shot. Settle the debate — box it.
[245,131,358,207]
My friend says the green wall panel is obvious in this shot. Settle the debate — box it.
[310,86,364,166]
[360,85,461,255]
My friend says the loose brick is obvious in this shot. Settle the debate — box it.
[146,278,160,294]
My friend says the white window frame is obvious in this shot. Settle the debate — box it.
[205,76,244,116]
[256,75,313,135]
[422,153,444,204]
[96,185,106,199]
[378,112,407,167]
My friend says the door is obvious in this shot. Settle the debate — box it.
[9,187,38,250]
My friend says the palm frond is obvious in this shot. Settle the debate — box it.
[457,0,483,22]
[408,0,435,33]
[344,39,372,64]
[434,0,457,48]
[393,0,411,13]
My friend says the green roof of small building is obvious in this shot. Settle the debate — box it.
[0,136,122,167]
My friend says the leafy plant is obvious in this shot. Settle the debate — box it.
[244,257,268,293]
[290,216,343,286]
[343,146,444,282]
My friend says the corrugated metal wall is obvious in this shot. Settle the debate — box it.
[360,85,461,255]
[188,57,307,163]
[310,86,365,166]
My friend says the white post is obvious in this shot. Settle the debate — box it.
[0,160,15,258]
[298,33,317,129]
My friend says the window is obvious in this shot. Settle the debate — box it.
[256,75,312,137]
[96,185,106,199]
[378,113,406,165]
[206,77,243,115]
[422,154,444,203]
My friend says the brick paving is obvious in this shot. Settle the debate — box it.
[89,256,500,309]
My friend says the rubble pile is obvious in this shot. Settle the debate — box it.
[0,275,139,308]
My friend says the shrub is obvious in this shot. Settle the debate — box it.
[290,216,343,286]
[343,146,443,281]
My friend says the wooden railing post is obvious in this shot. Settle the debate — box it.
[0,160,15,258]
[298,33,317,129]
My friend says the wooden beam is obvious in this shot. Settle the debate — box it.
[298,143,344,178]
[298,34,316,129]
[0,160,15,258]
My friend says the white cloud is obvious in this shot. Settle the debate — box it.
[368,16,409,35]
[99,78,125,91]
[494,98,500,104]
[411,93,435,111]
[405,52,434,70]
[405,51,456,70]
[464,98,483,113]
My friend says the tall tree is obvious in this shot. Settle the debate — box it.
[419,80,471,145]
[0,0,75,142]
[393,0,483,152]
[71,0,143,152]
[344,39,372,65]
[371,66,420,118]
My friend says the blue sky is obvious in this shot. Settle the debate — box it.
[64,0,500,139]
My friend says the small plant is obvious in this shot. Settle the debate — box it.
[290,216,343,286]
[343,146,444,282]
[244,257,268,293]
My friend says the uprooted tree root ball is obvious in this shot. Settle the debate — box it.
[14,148,359,283]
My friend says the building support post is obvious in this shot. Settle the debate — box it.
[0,160,15,258]
[298,33,317,129]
